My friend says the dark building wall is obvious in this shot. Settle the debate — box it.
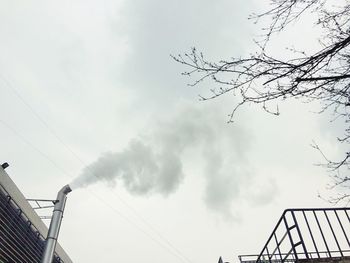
[0,185,62,263]
[0,165,72,263]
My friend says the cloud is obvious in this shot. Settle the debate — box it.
[245,177,278,206]
[112,0,254,108]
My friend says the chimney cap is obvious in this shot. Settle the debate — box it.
[1,162,9,169]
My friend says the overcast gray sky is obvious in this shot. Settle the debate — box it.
[0,1,346,262]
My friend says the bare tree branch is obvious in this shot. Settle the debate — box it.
[174,0,350,204]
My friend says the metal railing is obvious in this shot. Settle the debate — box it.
[239,208,350,263]
[0,184,63,263]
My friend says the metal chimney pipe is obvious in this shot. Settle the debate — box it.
[41,184,72,263]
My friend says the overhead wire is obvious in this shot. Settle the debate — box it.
[0,75,193,263]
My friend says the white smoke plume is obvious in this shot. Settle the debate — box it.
[70,139,185,195]
[70,103,267,216]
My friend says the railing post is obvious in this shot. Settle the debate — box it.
[273,233,283,262]
[291,210,309,259]
[283,212,298,261]
[313,210,331,258]
[335,210,350,247]
[302,210,320,258]
[324,210,343,257]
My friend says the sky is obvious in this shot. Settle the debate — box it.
[0,1,347,262]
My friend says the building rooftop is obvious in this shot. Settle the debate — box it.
[0,163,72,263]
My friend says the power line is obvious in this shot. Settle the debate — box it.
[0,76,193,263]
[0,119,73,180]
[0,76,86,165]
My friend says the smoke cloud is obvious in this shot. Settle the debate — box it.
[71,139,184,195]
[70,103,270,216]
